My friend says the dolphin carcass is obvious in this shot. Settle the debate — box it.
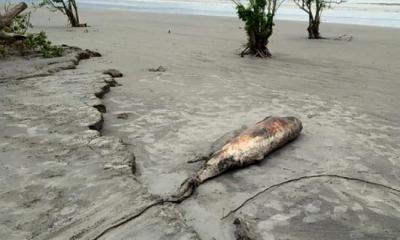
[170,116,303,202]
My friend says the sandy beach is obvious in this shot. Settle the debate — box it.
[1,7,400,240]
[33,9,400,116]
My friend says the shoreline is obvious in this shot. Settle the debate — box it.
[2,1,400,28]
[77,7,400,30]
[75,1,400,28]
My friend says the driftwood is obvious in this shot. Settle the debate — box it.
[0,2,28,42]
[168,116,303,203]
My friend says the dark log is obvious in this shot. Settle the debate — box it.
[307,19,322,39]
[0,31,26,42]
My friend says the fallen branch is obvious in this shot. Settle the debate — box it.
[0,31,26,42]
[0,2,28,42]
[222,174,400,219]
[0,2,27,30]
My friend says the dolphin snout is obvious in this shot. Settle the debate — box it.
[285,116,303,133]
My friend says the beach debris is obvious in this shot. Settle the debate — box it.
[334,34,353,42]
[233,217,258,240]
[116,113,129,120]
[148,66,167,72]
[103,69,123,78]
[169,116,303,202]
[76,49,101,60]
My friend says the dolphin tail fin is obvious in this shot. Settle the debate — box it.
[167,176,200,203]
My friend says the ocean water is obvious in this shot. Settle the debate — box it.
[78,0,400,28]
[2,0,400,27]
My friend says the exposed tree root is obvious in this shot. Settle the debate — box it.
[222,174,400,219]
[240,46,271,58]
[240,46,250,57]
[74,23,88,27]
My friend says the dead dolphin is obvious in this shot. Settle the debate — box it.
[169,116,303,202]
[187,125,248,163]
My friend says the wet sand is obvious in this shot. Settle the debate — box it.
[10,9,400,239]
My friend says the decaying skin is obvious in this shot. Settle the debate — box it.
[170,116,303,202]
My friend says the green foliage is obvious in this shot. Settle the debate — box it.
[237,0,274,44]
[0,32,64,58]
[0,2,62,58]
[23,32,64,58]
[234,0,280,57]
[4,13,33,34]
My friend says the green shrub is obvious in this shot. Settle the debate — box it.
[24,32,64,58]
[233,0,282,58]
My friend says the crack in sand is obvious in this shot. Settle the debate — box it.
[90,173,400,239]
[91,199,180,240]
[222,174,400,219]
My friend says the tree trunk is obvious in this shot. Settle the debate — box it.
[66,11,86,27]
[71,0,80,25]
[243,34,271,58]
[244,25,272,58]
[60,0,86,27]
[307,18,321,39]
